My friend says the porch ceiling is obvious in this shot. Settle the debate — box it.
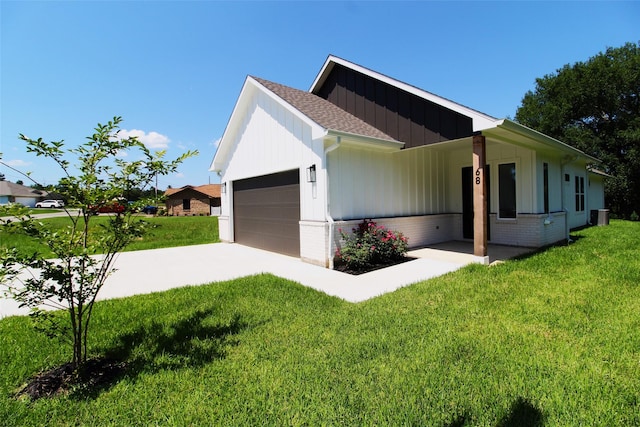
[405,118,601,163]
[481,119,600,162]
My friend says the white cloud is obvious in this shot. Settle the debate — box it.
[5,159,31,167]
[119,129,170,149]
[211,137,222,148]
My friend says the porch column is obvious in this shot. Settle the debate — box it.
[472,134,488,258]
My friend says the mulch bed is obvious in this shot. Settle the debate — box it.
[334,256,415,275]
[16,357,127,400]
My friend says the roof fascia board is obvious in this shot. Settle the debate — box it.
[587,167,612,177]
[486,119,600,163]
[309,55,337,94]
[310,55,498,132]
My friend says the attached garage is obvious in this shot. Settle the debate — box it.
[233,169,300,257]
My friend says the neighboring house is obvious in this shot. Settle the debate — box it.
[0,181,48,207]
[165,184,221,216]
[210,55,606,267]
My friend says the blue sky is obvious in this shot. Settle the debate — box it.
[1,1,638,189]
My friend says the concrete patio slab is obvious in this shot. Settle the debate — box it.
[410,241,535,265]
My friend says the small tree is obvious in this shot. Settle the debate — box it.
[0,117,197,375]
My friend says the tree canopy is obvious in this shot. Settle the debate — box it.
[515,41,640,218]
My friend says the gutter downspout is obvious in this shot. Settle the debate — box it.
[324,136,341,269]
[561,155,578,242]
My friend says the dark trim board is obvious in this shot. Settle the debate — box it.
[233,169,301,257]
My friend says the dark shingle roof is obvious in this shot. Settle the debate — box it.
[0,181,47,198]
[165,184,221,198]
[251,77,398,142]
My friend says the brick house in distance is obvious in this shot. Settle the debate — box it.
[164,184,221,216]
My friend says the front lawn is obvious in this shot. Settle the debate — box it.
[1,220,639,425]
[0,215,219,257]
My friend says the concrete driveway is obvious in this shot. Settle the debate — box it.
[1,242,532,318]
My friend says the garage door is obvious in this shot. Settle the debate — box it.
[233,169,300,257]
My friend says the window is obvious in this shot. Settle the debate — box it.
[575,176,585,212]
[183,199,191,210]
[499,163,517,218]
[543,163,549,214]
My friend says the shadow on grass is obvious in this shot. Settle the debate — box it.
[497,397,544,427]
[74,308,252,399]
[509,234,585,263]
[441,397,542,427]
[443,412,468,427]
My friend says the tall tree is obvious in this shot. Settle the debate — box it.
[0,117,197,376]
[515,42,640,218]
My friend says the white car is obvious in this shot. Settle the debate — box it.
[35,199,65,208]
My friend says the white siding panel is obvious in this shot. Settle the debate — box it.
[588,174,605,213]
[224,92,304,180]
[328,145,449,220]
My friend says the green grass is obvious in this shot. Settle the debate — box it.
[27,208,64,214]
[0,215,219,256]
[1,220,639,425]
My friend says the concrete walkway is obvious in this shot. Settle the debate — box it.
[0,242,532,318]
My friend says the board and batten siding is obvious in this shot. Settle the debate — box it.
[315,63,474,149]
[328,139,576,232]
[328,145,448,220]
[218,84,326,223]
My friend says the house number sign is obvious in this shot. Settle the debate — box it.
[475,168,482,185]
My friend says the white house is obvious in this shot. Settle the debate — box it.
[210,55,605,267]
[0,181,47,207]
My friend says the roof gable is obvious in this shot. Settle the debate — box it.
[165,184,221,199]
[311,55,498,133]
[311,62,475,148]
[252,77,397,142]
[0,181,47,198]
[211,76,328,172]
[211,75,404,172]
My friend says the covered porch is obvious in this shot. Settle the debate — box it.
[408,241,535,266]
